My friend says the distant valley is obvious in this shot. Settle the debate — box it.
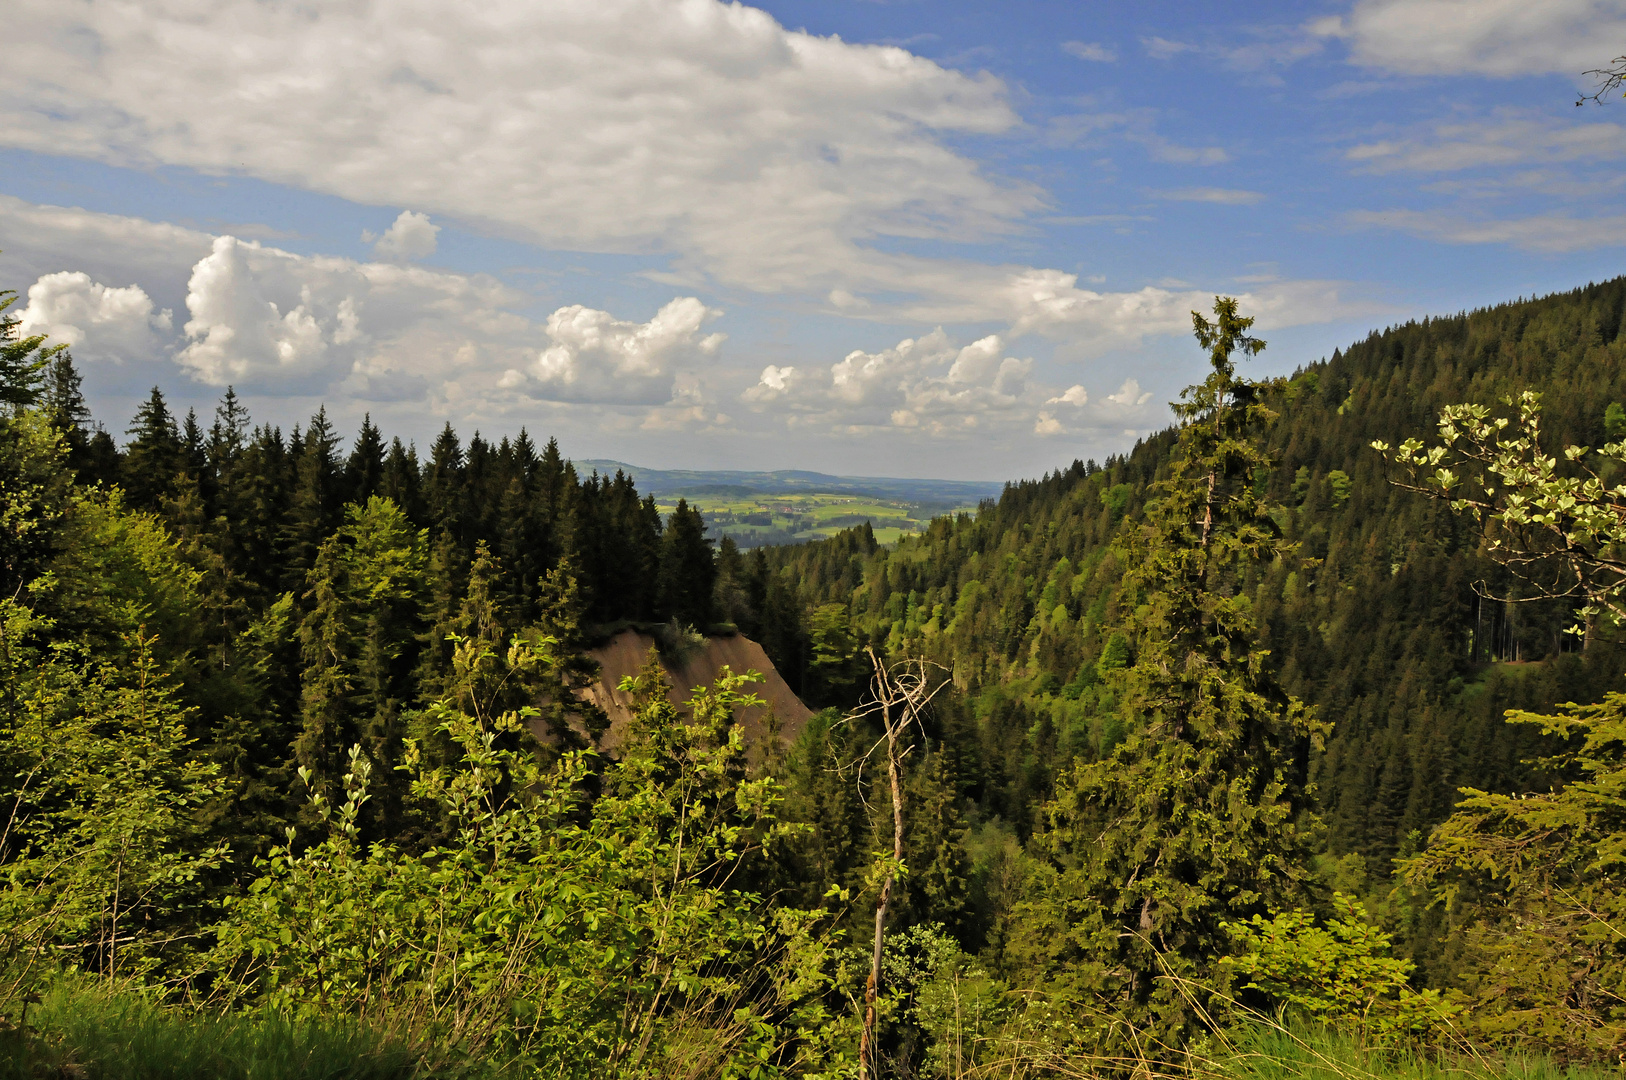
[578,459,1002,546]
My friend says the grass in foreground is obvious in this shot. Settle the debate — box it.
[0,979,427,1080]
[1219,1025,1618,1080]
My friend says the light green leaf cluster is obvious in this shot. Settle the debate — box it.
[1220,894,1457,1040]
[1374,390,1626,630]
[0,600,228,997]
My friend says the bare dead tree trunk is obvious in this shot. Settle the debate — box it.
[854,646,946,1080]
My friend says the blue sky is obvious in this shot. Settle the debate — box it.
[2,0,1623,479]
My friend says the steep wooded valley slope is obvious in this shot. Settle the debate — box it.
[9,270,1626,1075]
[746,277,1626,972]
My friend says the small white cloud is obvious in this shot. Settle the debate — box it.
[1047,384,1089,406]
[1143,36,1198,60]
[371,210,440,260]
[17,271,172,366]
[1104,377,1154,409]
[1154,187,1266,205]
[533,296,724,404]
[1034,411,1064,436]
[743,363,799,402]
[1062,40,1117,62]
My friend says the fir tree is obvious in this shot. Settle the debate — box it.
[1011,299,1326,1044]
[122,387,182,510]
[0,287,55,411]
[381,437,423,522]
[282,408,342,591]
[424,423,466,543]
[656,498,716,628]
[345,414,385,505]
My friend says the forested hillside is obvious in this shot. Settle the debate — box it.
[755,278,1626,962]
[7,274,1626,1077]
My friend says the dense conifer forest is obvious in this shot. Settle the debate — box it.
[4,274,1626,1077]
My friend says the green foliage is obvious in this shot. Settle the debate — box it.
[295,496,427,819]
[1011,299,1325,1045]
[1400,691,1626,1060]
[1218,1023,1620,1080]
[0,605,226,999]
[0,409,72,590]
[879,923,1010,1078]
[42,489,204,659]
[1221,894,1457,1039]
[0,288,56,413]
[213,640,849,1076]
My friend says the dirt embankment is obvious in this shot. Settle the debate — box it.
[579,630,813,752]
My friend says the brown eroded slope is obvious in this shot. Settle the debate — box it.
[579,630,813,752]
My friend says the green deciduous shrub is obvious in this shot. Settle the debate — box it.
[210,633,852,1078]
[1221,894,1458,1040]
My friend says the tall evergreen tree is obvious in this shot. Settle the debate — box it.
[282,408,342,591]
[122,387,182,510]
[655,498,716,628]
[424,423,466,543]
[380,437,423,523]
[295,496,426,831]
[1011,299,1326,1044]
[344,414,385,506]
[0,286,54,410]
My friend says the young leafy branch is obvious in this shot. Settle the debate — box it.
[1373,390,1626,633]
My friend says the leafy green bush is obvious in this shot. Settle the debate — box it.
[0,602,226,1003]
[1221,894,1457,1040]
[211,635,851,1078]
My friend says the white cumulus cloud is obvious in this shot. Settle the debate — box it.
[370,211,440,261]
[744,329,1040,437]
[530,297,725,405]
[17,271,172,363]
[168,234,534,401]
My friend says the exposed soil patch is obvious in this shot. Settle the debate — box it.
[580,629,814,753]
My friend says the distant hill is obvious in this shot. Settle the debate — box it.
[576,460,1004,507]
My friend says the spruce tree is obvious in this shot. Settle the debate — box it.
[1012,298,1326,1044]
[122,387,182,510]
[41,350,89,440]
[655,498,716,628]
[424,423,466,543]
[344,414,385,505]
[282,407,342,591]
[380,437,423,523]
[295,496,426,831]
[0,287,54,410]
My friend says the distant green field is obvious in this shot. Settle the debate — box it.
[653,490,976,548]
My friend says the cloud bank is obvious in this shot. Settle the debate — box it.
[0,0,1030,305]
